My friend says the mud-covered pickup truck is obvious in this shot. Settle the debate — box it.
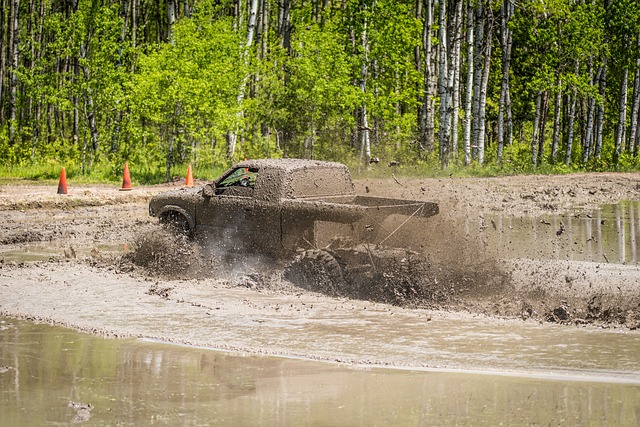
[149,158,438,255]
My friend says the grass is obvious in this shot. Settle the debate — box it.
[0,162,228,185]
[2,150,638,186]
[348,158,583,180]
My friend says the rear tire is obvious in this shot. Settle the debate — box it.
[284,249,345,296]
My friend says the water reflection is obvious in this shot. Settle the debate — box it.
[1,317,639,426]
[474,201,640,264]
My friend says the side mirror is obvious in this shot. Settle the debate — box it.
[202,183,216,198]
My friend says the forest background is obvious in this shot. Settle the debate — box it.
[1,0,639,183]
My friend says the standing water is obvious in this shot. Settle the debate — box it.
[472,201,640,264]
[1,316,639,425]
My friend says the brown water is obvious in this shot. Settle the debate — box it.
[476,201,640,264]
[2,201,639,265]
[1,316,639,426]
[2,202,640,425]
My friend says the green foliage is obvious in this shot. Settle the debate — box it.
[1,0,639,182]
[130,15,244,170]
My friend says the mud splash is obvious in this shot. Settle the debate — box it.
[121,204,640,329]
[124,224,510,312]
[283,245,510,308]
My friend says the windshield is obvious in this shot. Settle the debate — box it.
[215,167,259,196]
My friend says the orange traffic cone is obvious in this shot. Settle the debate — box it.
[185,164,194,188]
[57,167,68,195]
[120,162,132,191]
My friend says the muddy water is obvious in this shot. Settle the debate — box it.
[3,201,638,265]
[2,201,640,425]
[1,316,639,426]
[474,201,640,264]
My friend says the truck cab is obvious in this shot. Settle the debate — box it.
[149,159,437,255]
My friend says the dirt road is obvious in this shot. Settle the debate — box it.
[1,172,639,367]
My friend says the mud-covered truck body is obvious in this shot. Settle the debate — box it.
[148,159,438,254]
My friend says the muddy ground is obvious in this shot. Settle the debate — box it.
[0,172,639,362]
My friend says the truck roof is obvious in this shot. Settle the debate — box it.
[234,158,349,173]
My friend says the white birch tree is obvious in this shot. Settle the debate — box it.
[419,0,435,155]
[476,4,492,165]
[437,0,450,166]
[227,0,259,159]
[450,0,463,161]
[497,0,513,164]
[8,0,19,145]
[462,0,473,165]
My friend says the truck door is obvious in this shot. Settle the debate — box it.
[197,167,259,251]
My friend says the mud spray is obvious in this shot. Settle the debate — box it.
[123,217,511,312]
[121,215,640,329]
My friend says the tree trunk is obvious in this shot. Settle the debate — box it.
[279,0,292,53]
[359,3,371,171]
[565,86,578,165]
[80,43,99,162]
[246,0,258,49]
[227,0,259,159]
[419,0,435,155]
[0,0,5,124]
[132,0,137,55]
[532,90,542,165]
[450,0,463,161]
[8,0,19,145]
[111,0,130,155]
[414,0,422,74]
[497,0,513,165]
[583,60,596,163]
[595,62,607,158]
[476,5,492,165]
[471,1,484,161]
[536,91,549,166]
[260,0,269,60]
[167,0,176,41]
[463,0,473,165]
[551,80,562,163]
[304,120,316,159]
[27,0,36,156]
[437,0,449,167]
[166,128,175,182]
[82,102,88,174]
[506,77,513,146]
[629,57,640,155]
[614,67,629,163]
[629,33,640,155]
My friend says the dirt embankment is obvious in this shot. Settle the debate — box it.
[1,172,640,334]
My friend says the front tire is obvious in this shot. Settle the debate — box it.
[160,211,192,236]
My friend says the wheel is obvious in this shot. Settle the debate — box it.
[284,249,345,296]
[160,211,192,236]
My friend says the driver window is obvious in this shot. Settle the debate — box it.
[215,167,259,196]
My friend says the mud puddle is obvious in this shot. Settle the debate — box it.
[1,316,639,426]
[477,201,640,264]
[0,242,128,262]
